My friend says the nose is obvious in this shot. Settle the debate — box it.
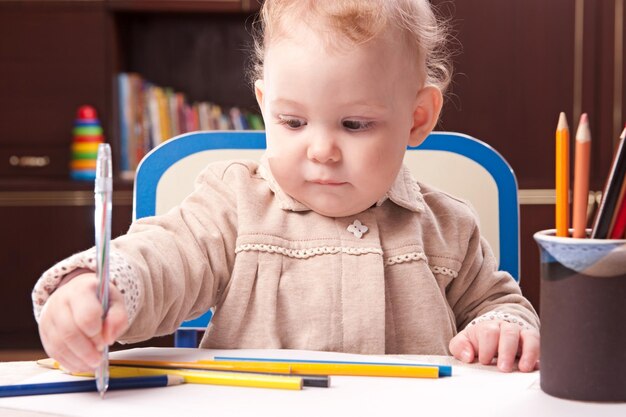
[307,133,341,164]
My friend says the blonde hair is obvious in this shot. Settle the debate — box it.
[250,0,452,93]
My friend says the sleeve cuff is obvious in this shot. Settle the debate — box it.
[467,310,532,330]
[31,248,142,324]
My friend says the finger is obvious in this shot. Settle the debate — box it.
[477,322,500,365]
[449,331,476,363]
[496,322,520,372]
[42,304,98,372]
[69,290,106,350]
[102,298,129,345]
[517,329,540,372]
[51,301,103,371]
[39,303,85,371]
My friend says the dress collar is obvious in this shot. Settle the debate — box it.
[258,154,425,214]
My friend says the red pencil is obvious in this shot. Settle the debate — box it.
[610,128,626,239]
[591,125,626,238]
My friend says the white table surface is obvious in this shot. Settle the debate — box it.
[0,348,624,417]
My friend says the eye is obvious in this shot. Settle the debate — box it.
[342,119,374,131]
[277,115,307,129]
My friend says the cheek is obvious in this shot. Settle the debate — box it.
[363,138,406,171]
[265,133,305,187]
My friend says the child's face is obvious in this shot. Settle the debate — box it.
[256,26,439,217]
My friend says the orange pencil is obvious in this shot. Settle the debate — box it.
[556,112,571,236]
[572,113,591,238]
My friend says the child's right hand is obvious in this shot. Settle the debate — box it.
[37,273,129,373]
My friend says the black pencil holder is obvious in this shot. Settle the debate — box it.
[534,229,626,402]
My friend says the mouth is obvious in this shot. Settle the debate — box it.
[310,179,347,186]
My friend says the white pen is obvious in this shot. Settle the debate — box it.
[94,143,112,398]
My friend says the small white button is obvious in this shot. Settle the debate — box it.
[347,220,368,239]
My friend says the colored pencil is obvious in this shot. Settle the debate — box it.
[105,366,303,390]
[0,375,183,398]
[36,359,302,391]
[199,359,440,378]
[609,187,626,238]
[97,357,440,379]
[591,126,626,238]
[572,113,591,238]
[109,359,293,374]
[609,137,626,239]
[107,359,328,387]
[556,112,571,237]
[608,176,626,234]
[212,356,453,377]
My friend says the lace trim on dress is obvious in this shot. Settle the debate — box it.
[383,252,459,278]
[468,310,531,330]
[235,243,383,258]
[385,252,428,265]
[32,248,141,323]
[430,265,459,278]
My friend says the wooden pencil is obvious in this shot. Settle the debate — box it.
[607,175,626,235]
[106,358,439,379]
[0,375,183,398]
[108,359,328,388]
[609,185,626,238]
[105,366,303,390]
[109,359,293,374]
[572,113,591,238]
[556,112,571,236]
[36,359,303,391]
[591,126,626,238]
[212,355,453,377]
[198,359,440,379]
[609,129,626,238]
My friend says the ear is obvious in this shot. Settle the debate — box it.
[408,86,443,147]
[254,79,265,115]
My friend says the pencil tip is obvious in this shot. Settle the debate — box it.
[558,112,569,130]
[580,113,588,123]
[576,113,591,141]
[167,375,186,386]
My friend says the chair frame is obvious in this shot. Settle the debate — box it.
[134,130,520,347]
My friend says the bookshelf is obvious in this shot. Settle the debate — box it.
[109,2,261,176]
[0,0,259,349]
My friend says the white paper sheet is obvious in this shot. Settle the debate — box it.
[0,348,623,417]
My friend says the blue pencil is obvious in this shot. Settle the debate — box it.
[0,375,184,397]
[213,356,453,377]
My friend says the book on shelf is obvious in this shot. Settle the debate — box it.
[117,72,264,178]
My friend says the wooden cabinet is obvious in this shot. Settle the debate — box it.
[0,182,133,348]
[0,1,108,178]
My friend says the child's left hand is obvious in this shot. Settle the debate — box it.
[448,320,540,372]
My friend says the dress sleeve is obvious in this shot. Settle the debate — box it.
[32,163,240,344]
[445,223,540,332]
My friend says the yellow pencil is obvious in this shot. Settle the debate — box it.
[36,359,303,391]
[198,359,440,379]
[556,112,571,236]
[109,359,293,374]
[106,366,303,390]
[109,358,438,378]
[572,113,591,238]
